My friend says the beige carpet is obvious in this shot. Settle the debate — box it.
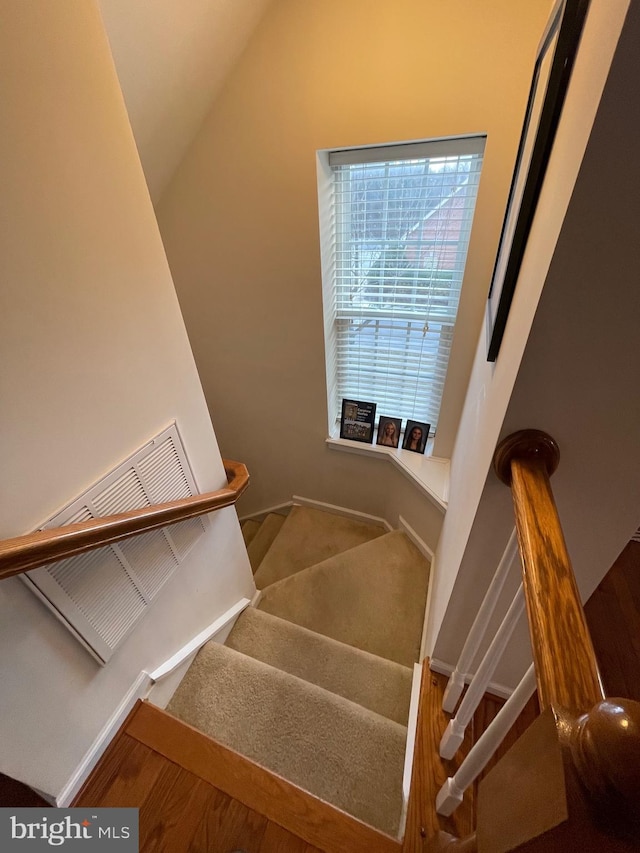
[226,606,413,725]
[166,641,406,836]
[166,508,430,837]
[246,512,286,573]
[258,530,430,668]
[241,518,261,548]
[253,505,385,588]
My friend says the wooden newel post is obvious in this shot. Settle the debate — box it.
[569,697,640,839]
[493,429,603,711]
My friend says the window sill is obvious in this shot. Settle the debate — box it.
[326,435,449,512]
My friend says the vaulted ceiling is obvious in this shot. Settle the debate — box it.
[98,0,273,203]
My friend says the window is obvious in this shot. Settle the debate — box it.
[319,136,485,439]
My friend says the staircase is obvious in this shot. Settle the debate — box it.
[166,505,431,838]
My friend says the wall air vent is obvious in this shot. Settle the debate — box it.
[22,423,207,664]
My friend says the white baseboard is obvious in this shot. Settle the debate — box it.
[56,670,153,807]
[148,598,251,682]
[397,517,436,665]
[399,663,423,837]
[398,516,434,561]
[238,501,292,523]
[429,658,514,701]
[292,495,392,532]
[251,589,262,608]
[419,549,437,664]
[55,597,251,806]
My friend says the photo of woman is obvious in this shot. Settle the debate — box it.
[402,420,430,454]
[376,416,402,448]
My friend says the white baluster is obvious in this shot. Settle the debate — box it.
[442,530,518,713]
[440,584,525,760]
[436,664,537,816]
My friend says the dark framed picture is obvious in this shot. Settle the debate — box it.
[339,398,377,444]
[486,0,589,361]
[376,416,402,449]
[402,420,430,454]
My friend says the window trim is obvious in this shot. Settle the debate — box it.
[317,135,486,446]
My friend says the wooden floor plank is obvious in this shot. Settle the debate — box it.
[585,540,640,701]
[0,773,51,808]
[127,701,402,853]
[403,663,474,852]
[73,729,137,806]
[138,762,186,851]
[189,789,268,853]
[141,774,214,853]
[83,737,166,809]
[259,820,323,852]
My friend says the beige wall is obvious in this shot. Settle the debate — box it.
[98,0,274,203]
[0,1,253,797]
[157,0,550,538]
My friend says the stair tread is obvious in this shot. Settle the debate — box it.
[226,607,413,725]
[241,518,261,548]
[247,513,286,573]
[166,641,406,837]
[253,505,386,589]
[259,530,430,668]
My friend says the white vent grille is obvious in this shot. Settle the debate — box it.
[23,424,207,663]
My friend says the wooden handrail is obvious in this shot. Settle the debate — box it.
[493,429,603,711]
[0,459,249,581]
[436,430,639,852]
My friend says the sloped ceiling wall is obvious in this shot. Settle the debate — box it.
[97,0,274,203]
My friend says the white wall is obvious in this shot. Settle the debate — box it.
[427,0,635,683]
[156,0,550,542]
[0,1,253,797]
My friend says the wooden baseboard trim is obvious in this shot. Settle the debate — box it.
[127,701,401,853]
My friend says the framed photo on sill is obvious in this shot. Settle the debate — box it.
[402,420,430,455]
[376,416,402,449]
[340,399,376,444]
[486,0,589,362]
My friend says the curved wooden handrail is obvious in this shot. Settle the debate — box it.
[0,459,249,581]
[493,430,603,711]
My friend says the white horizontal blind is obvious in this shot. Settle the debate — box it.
[22,424,207,663]
[328,136,485,431]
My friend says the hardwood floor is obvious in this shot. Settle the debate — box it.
[0,772,51,807]
[74,701,400,853]
[402,666,539,851]
[584,540,640,701]
[78,730,322,852]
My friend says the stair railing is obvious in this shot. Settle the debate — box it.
[0,459,249,580]
[428,430,640,851]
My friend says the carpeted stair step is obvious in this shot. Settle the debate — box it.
[241,518,261,548]
[247,512,286,573]
[253,505,386,589]
[226,607,413,725]
[166,641,406,836]
[259,530,430,668]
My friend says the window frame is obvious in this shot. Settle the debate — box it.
[317,136,486,443]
